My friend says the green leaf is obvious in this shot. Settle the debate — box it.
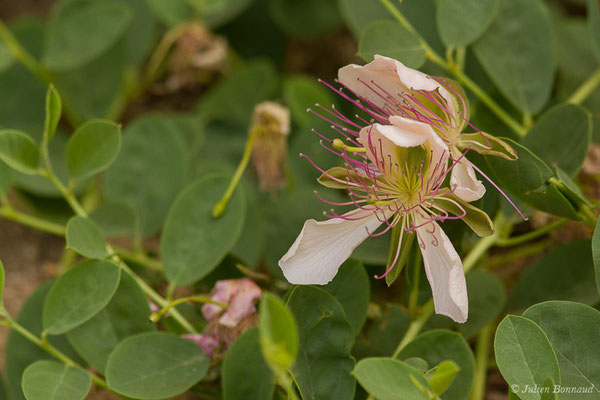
[43,260,121,335]
[323,259,370,336]
[120,0,158,66]
[287,286,356,400]
[146,0,194,27]
[189,0,255,28]
[433,195,494,237]
[521,104,591,176]
[65,120,121,181]
[0,161,11,195]
[89,201,137,238]
[161,174,246,286]
[21,361,91,400]
[258,293,298,374]
[459,270,506,339]
[588,0,600,63]
[269,0,342,38]
[104,115,188,237]
[472,0,555,113]
[198,61,277,124]
[353,357,430,400]
[508,240,598,313]
[353,305,410,358]
[43,85,61,143]
[65,216,109,259]
[436,0,499,47]
[105,332,209,399]
[494,316,560,400]
[429,360,460,396]
[0,130,39,175]
[477,138,580,220]
[338,0,393,37]
[66,271,155,374]
[43,0,133,71]
[231,184,265,266]
[358,20,426,68]
[396,330,475,400]
[459,132,517,160]
[6,282,84,400]
[283,75,334,127]
[222,328,275,400]
[0,260,4,305]
[523,301,600,399]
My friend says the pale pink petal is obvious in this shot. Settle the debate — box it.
[219,279,262,328]
[202,280,240,320]
[279,209,386,285]
[389,116,449,168]
[450,157,486,202]
[182,334,219,358]
[415,217,468,323]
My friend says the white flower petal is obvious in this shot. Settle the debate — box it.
[389,116,449,168]
[450,157,486,202]
[279,209,385,285]
[357,122,426,168]
[415,218,468,323]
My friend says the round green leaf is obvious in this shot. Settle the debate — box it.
[436,0,499,47]
[43,260,121,335]
[283,75,334,127]
[508,240,598,313]
[0,130,39,175]
[396,330,475,400]
[353,305,410,359]
[161,174,246,286]
[472,0,555,113]
[146,0,194,27]
[521,104,591,177]
[287,286,356,400]
[258,293,298,374]
[65,216,109,259]
[353,357,429,400]
[104,115,188,237]
[190,0,255,28]
[43,0,133,70]
[338,0,394,37]
[105,332,209,399]
[358,20,426,68]
[494,315,560,400]
[66,271,155,374]
[523,301,600,399]
[65,120,121,181]
[21,361,91,400]
[588,0,600,63]
[323,259,370,336]
[269,0,343,38]
[222,328,275,400]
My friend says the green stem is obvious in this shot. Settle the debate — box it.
[150,295,227,323]
[117,248,162,271]
[408,251,421,317]
[469,324,493,400]
[0,19,51,84]
[488,240,550,269]
[568,67,600,106]
[377,0,528,138]
[0,205,66,235]
[1,317,108,389]
[212,127,260,218]
[496,218,567,247]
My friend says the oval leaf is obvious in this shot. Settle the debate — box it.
[65,216,109,259]
[258,293,298,374]
[494,315,560,400]
[359,20,426,68]
[523,301,600,399]
[66,270,155,374]
[222,328,275,400]
[0,130,39,175]
[287,286,356,400]
[66,120,121,181]
[353,357,430,400]
[161,174,246,286]
[269,0,342,38]
[436,0,499,47]
[43,85,62,143]
[21,361,90,400]
[105,332,209,399]
[43,0,133,70]
[472,0,555,113]
[43,260,121,335]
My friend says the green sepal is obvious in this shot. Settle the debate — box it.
[433,194,494,237]
[385,227,415,287]
[427,360,460,396]
[317,166,373,190]
[458,132,517,160]
[434,76,470,132]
